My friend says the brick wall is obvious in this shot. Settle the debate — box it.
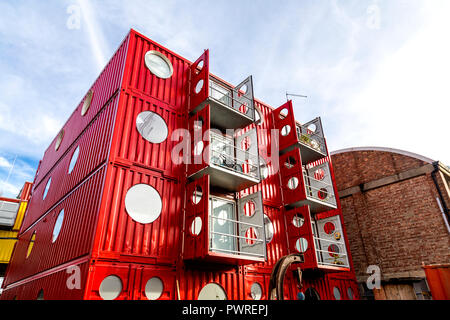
[331,150,450,280]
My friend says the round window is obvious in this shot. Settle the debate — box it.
[191,217,202,236]
[244,200,256,217]
[287,177,299,190]
[333,287,341,300]
[281,125,291,136]
[314,168,325,181]
[192,186,203,205]
[124,184,162,224]
[37,290,44,300]
[347,287,355,300]
[245,228,259,245]
[295,238,308,253]
[52,210,64,243]
[198,283,227,300]
[136,111,169,144]
[81,90,94,116]
[279,108,288,119]
[264,214,274,244]
[328,244,340,257]
[251,283,263,300]
[55,130,64,151]
[144,51,174,79]
[195,79,204,94]
[293,214,304,228]
[145,277,164,300]
[318,188,328,200]
[68,146,80,174]
[324,222,336,235]
[43,177,52,200]
[260,158,269,180]
[99,275,122,300]
[26,232,36,259]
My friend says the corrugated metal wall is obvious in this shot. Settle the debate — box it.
[21,95,118,232]
[4,166,106,286]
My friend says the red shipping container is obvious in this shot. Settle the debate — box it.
[84,261,176,300]
[21,94,118,232]
[33,33,130,189]
[4,166,106,286]
[91,165,183,265]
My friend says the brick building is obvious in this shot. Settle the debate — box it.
[331,147,450,300]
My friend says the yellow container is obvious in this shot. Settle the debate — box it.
[0,230,18,264]
[12,201,27,232]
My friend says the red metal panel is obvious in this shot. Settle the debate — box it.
[189,50,209,113]
[246,205,288,273]
[110,91,185,179]
[271,100,297,152]
[243,271,292,300]
[91,165,182,264]
[423,264,450,300]
[240,101,283,207]
[187,105,210,177]
[326,273,360,300]
[133,264,177,300]
[21,95,118,232]
[4,166,106,286]
[33,33,129,189]
[183,175,210,261]
[178,268,243,300]
[1,260,89,300]
[122,30,191,112]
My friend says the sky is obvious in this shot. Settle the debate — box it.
[0,0,449,198]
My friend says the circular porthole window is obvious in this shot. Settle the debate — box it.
[251,283,263,300]
[124,184,162,224]
[136,111,169,144]
[347,287,355,300]
[279,108,288,119]
[198,283,227,300]
[26,232,36,259]
[260,157,269,180]
[81,90,94,116]
[195,80,204,94]
[68,146,80,174]
[264,214,274,244]
[293,214,304,228]
[324,222,336,235]
[295,238,308,253]
[55,130,64,151]
[99,275,122,300]
[192,186,203,205]
[43,177,52,200]
[333,287,341,300]
[244,200,256,217]
[328,244,340,257]
[144,51,174,79]
[191,217,202,236]
[281,125,291,137]
[245,228,259,245]
[37,290,44,300]
[287,177,299,190]
[52,210,64,243]
[145,277,164,300]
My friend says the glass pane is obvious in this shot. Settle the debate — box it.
[210,133,234,168]
[210,198,236,254]
[210,81,232,106]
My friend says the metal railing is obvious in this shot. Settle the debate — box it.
[302,170,336,206]
[209,214,265,258]
[313,236,349,267]
[209,79,255,119]
[210,132,260,180]
[296,124,327,155]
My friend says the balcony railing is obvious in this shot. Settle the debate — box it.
[302,170,336,208]
[206,78,256,129]
[313,236,349,268]
[210,132,260,181]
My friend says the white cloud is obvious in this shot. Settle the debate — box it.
[330,0,450,164]
[0,156,13,169]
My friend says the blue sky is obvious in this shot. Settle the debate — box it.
[0,0,449,198]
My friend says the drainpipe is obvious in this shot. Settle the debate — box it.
[431,161,450,230]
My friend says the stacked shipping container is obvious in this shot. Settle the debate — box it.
[0,29,359,300]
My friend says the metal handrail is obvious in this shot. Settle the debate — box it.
[210,230,264,243]
[209,79,254,116]
[209,247,265,257]
[296,124,326,153]
[210,133,259,159]
[210,215,263,229]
